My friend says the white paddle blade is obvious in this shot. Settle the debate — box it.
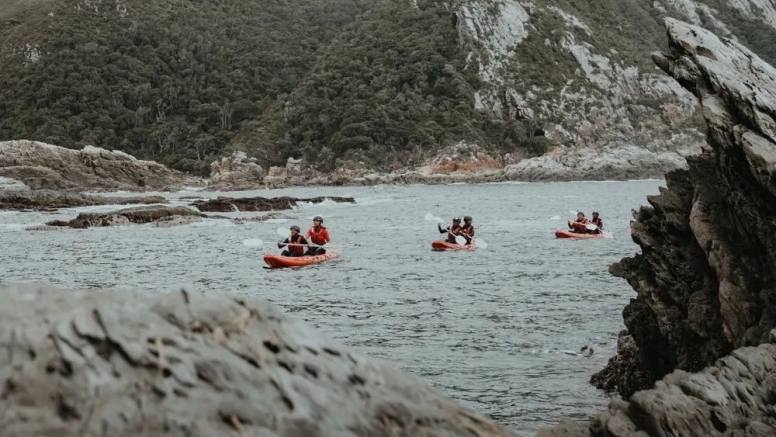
[243,239,263,247]
[476,238,488,249]
[425,212,445,224]
[276,227,289,237]
[586,223,598,231]
[569,210,578,215]
[455,235,466,245]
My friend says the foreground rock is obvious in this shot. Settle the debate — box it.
[0,140,204,191]
[0,283,518,437]
[45,206,204,229]
[191,195,355,213]
[539,331,776,437]
[0,189,167,211]
[592,18,776,398]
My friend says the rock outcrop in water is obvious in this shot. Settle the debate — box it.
[0,283,517,437]
[45,206,205,229]
[592,18,776,399]
[0,189,168,211]
[539,330,776,437]
[190,196,355,213]
[0,140,204,191]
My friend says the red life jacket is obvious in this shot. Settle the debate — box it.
[288,235,305,255]
[446,224,462,243]
[461,224,474,237]
[590,217,602,227]
[307,226,330,245]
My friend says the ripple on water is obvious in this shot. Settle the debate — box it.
[0,180,663,436]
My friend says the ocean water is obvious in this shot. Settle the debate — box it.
[0,180,663,435]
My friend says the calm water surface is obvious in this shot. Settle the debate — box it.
[0,180,663,435]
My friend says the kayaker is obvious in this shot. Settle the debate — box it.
[305,215,331,255]
[438,217,462,243]
[568,212,589,233]
[278,225,308,257]
[589,212,603,233]
[460,216,475,245]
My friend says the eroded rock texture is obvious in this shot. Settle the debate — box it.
[0,283,517,437]
[191,196,355,213]
[539,332,776,437]
[0,140,203,191]
[593,18,776,398]
[45,206,204,229]
[0,189,167,211]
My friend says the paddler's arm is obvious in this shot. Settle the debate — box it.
[438,224,448,233]
[277,238,289,248]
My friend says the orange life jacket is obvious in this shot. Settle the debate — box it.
[307,226,330,245]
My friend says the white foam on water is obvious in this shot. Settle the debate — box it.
[550,215,561,220]
[0,223,35,231]
[264,218,290,224]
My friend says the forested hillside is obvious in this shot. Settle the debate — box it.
[0,0,376,174]
[2,0,776,176]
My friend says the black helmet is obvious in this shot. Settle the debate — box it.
[290,225,300,232]
[452,217,461,222]
[592,211,599,216]
[313,216,323,223]
[464,216,472,221]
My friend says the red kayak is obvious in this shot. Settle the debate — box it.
[431,240,478,251]
[263,252,340,268]
[555,230,607,239]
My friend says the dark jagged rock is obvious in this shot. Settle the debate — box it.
[593,18,776,398]
[191,195,355,212]
[539,331,776,437]
[0,283,518,437]
[0,189,168,211]
[44,206,204,229]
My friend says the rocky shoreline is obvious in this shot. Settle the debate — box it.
[1,16,775,437]
[0,139,697,198]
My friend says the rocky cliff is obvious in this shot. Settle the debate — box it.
[539,331,776,437]
[0,283,517,437]
[6,0,776,179]
[591,17,776,399]
[0,140,203,191]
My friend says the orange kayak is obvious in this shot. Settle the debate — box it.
[555,230,606,239]
[431,240,478,251]
[263,252,341,268]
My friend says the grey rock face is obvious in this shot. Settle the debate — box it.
[593,18,776,398]
[0,283,518,437]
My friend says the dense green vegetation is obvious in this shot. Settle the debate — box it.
[2,0,776,174]
[232,0,535,171]
[0,0,376,174]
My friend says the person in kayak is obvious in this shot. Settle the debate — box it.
[438,217,462,243]
[589,211,603,233]
[278,225,308,257]
[460,216,475,245]
[305,215,331,255]
[568,212,589,233]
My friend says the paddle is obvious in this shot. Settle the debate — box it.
[424,212,488,248]
[568,210,598,231]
